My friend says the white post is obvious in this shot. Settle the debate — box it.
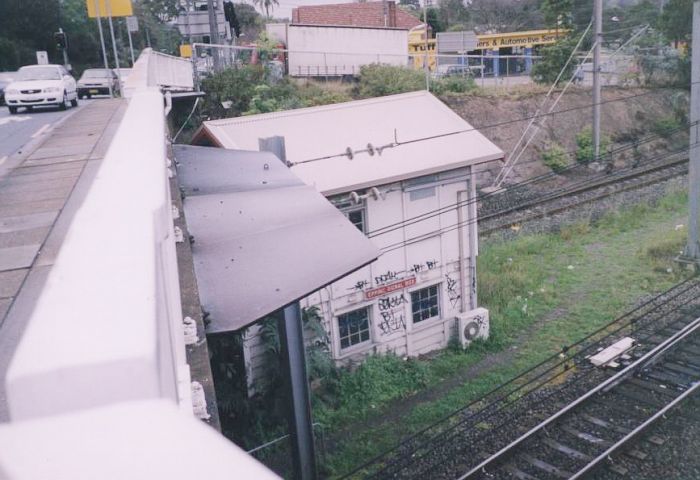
[105,0,123,94]
[684,1,700,261]
[94,0,113,98]
[593,0,603,159]
[126,19,135,66]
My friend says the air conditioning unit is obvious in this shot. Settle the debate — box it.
[456,308,490,348]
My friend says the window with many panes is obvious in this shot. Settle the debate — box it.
[330,194,366,233]
[411,285,440,323]
[338,307,371,349]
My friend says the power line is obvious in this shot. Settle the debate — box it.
[376,144,694,256]
[288,89,665,168]
[366,121,694,238]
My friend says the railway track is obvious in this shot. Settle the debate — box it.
[349,279,700,480]
[478,153,689,236]
[459,315,700,480]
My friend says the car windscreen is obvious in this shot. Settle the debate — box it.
[82,70,112,78]
[17,67,61,81]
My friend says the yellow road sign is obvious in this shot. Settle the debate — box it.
[87,0,133,18]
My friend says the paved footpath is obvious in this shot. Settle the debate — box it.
[0,99,126,421]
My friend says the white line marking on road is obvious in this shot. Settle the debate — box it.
[0,156,7,166]
[0,116,31,126]
[31,123,51,138]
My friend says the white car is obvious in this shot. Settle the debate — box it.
[4,64,78,114]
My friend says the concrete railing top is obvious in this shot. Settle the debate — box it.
[123,47,194,98]
[1,49,277,478]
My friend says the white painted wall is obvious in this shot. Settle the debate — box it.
[245,167,488,391]
[283,25,409,77]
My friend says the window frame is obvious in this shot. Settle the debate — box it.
[336,306,372,351]
[410,284,441,324]
[330,193,368,234]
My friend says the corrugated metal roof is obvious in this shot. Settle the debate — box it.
[174,145,379,333]
[198,91,504,196]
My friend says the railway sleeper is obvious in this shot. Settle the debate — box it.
[642,368,694,389]
[541,437,592,461]
[612,384,668,408]
[504,462,540,480]
[626,377,677,397]
[519,453,572,479]
[559,424,612,447]
[579,413,632,435]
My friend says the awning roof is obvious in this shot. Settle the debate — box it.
[174,145,379,333]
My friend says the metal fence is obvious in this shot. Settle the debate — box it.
[191,43,544,89]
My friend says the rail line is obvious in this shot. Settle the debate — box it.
[478,152,689,236]
[459,316,700,480]
[346,279,700,480]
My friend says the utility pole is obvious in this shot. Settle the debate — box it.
[592,0,603,160]
[105,0,123,95]
[207,0,221,71]
[683,0,700,261]
[423,0,429,91]
[93,0,113,98]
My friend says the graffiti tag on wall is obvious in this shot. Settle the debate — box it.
[445,274,461,309]
[377,293,407,335]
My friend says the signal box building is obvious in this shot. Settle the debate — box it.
[193,91,504,390]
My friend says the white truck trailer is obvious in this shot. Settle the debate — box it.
[266,23,409,78]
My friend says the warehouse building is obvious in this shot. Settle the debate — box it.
[193,91,504,391]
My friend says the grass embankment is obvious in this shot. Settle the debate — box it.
[318,191,693,477]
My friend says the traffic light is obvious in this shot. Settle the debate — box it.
[223,1,240,38]
[54,31,67,50]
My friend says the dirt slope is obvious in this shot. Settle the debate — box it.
[443,86,689,186]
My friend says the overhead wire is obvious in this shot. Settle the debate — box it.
[366,121,695,238]
[376,143,694,256]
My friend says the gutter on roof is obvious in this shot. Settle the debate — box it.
[289,23,409,31]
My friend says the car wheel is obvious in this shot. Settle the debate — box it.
[59,92,68,111]
[87,93,91,99]
[8,106,17,115]
[71,97,78,107]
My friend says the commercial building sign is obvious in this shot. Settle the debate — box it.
[365,277,416,300]
[476,29,567,49]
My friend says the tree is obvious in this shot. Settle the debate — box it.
[438,0,470,30]
[233,3,264,40]
[540,0,573,29]
[420,7,446,34]
[468,0,541,33]
[658,0,693,46]
[530,35,578,84]
[253,0,279,18]
[400,0,421,11]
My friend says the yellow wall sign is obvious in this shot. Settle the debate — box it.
[86,0,133,18]
[180,44,193,58]
[475,29,567,49]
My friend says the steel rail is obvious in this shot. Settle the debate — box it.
[457,316,700,480]
[347,279,699,480]
[569,379,700,480]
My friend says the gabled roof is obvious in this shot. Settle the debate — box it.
[195,91,504,196]
[291,1,422,30]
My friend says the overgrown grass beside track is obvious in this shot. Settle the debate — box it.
[319,191,693,477]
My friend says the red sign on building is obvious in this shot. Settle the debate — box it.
[365,277,417,300]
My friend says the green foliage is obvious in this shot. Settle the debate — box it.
[575,126,609,164]
[420,7,446,33]
[334,355,431,408]
[531,35,578,85]
[253,0,279,18]
[233,3,264,39]
[541,143,569,172]
[540,0,573,28]
[658,0,693,45]
[201,65,352,119]
[652,115,682,138]
[355,64,426,98]
[433,75,477,94]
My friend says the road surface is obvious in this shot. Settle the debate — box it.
[0,100,93,165]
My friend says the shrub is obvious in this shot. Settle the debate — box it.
[651,115,682,138]
[575,126,610,164]
[541,143,569,172]
[201,65,266,118]
[433,75,477,95]
[355,64,426,98]
[531,36,578,85]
